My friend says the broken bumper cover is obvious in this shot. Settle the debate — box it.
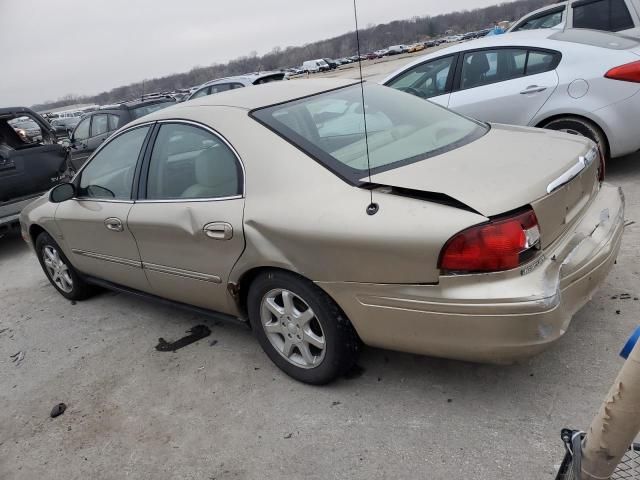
[318,183,625,364]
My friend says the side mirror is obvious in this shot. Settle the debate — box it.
[50,183,76,203]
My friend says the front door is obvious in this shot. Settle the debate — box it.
[127,121,245,313]
[55,124,152,291]
[448,48,559,125]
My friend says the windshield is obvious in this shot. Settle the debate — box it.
[251,83,487,183]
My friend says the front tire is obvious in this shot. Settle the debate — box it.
[35,232,95,301]
[247,270,360,385]
[541,117,609,158]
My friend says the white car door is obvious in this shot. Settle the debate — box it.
[447,48,560,126]
[384,55,457,107]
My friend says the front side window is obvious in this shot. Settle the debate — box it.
[251,84,486,183]
[210,83,232,94]
[513,9,564,31]
[573,0,634,31]
[91,114,109,137]
[73,117,90,141]
[78,126,150,200]
[460,49,527,89]
[387,56,455,99]
[190,87,210,99]
[146,123,242,200]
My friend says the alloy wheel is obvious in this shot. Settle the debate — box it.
[42,245,73,293]
[260,288,326,368]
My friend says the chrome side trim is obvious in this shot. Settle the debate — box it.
[135,195,242,204]
[546,147,597,194]
[143,262,222,283]
[71,249,142,268]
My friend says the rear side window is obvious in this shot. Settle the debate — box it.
[210,83,234,94]
[526,51,559,75]
[573,0,634,31]
[190,87,210,99]
[460,49,527,89]
[145,123,242,200]
[91,114,109,137]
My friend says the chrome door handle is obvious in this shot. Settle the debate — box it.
[520,85,547,94]
[104,217,124,232]
[203,222,233,240]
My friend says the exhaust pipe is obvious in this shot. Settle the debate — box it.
[581,327,640,480]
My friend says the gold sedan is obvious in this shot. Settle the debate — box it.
[20,79,624,384]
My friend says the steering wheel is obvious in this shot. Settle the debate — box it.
[403,87,425,98]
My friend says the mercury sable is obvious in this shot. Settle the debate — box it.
[20,79,624,384]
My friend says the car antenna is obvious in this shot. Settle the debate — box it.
[353,0,379,216]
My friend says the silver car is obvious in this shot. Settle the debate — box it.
[187,72,286,101]
[382,29,640,159]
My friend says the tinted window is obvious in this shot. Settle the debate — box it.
[461,49,527,89]
[108,114,119,131]
[513,9,564,31]
[79,126,150,200]
[91,114,108,137]
[74,117,90,141]
[573,0,634,31]
[130,101,174,119]
[146,123,241,200]
[252,84,486,183]
[387,56,455,99]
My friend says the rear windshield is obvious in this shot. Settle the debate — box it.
[251,83,487,183]
[130,100,175,119]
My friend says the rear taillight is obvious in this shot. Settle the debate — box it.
[605,60,640,83]
[439,209,541,273]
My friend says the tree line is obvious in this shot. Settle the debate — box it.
[32,0,555,111]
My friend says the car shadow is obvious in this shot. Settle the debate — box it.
[0,231,29,260]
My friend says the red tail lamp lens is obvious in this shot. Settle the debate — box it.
[439,209,540,273]
[605,60,640,83]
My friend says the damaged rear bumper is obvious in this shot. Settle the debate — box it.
[317,183,625,364]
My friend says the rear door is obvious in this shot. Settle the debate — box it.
[447,48,559,125]
[55,124,153,291]
[127,121,245,313]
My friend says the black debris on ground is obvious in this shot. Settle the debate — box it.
[331,401,341,407]
[616,310,621,315]
[50,403,67,418]
[155,325,211,352]
[209,339,218,347]
[283,433,292,439]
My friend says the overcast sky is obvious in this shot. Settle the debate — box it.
[0,0,512,106]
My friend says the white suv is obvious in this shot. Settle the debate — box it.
[508,0,640,36]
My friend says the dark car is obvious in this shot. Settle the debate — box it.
[0,107,68,235]
[322,58,338,69]
[68,97,175,171]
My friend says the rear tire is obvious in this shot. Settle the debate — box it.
[247,270,360,385]
[35,232,95,301]
[541,117,609,159]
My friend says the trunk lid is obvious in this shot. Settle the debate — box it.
[369,124,599,247]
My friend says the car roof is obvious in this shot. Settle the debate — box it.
[131,78,360,124]
[200,71,285,88]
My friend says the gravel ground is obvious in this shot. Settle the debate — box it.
[1,55,640,479]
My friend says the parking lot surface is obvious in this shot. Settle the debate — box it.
[2,58,640,479]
